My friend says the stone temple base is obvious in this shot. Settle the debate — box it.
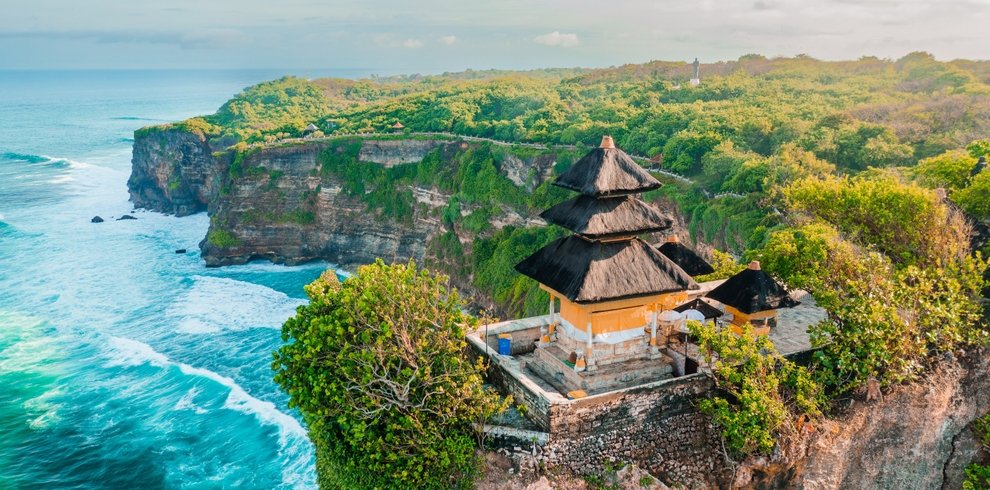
[554,328,663,368]
[528,344,674,395]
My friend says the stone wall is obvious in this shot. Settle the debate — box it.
[468,323,725,488]
[542,375,722,488]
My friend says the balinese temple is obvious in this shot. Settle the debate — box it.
[705,261,798,334]
[391,121,405,132]
[516,136,698,375]
[303,123,319,135]
[657,235,715,276]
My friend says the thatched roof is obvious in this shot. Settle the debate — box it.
[657,237,715,276]
[540,195,672,239]
[304,123,319,132]
[392,122,405,129]
[705,262,799,314]
[554,136,662,197]
[673,298,723,319]
[515,236,698,303]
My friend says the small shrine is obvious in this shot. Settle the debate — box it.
[391,121,405,133]
[515,136,698,392]
[705,261,798,334]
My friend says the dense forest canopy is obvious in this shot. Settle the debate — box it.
[182,53,990,170]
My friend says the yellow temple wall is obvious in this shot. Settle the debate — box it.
[726,305,775,336]
[546,286,689,335]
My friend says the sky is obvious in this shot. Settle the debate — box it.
[1,0,989,73]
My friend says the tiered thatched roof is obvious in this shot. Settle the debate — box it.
[706,261,798,314]
[553,136,662,197]
[656,236,715,276]
[673,298,723,319]
[540,195,672,240]
[515,236,698,303]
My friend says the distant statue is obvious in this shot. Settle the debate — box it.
[690,58,701,86]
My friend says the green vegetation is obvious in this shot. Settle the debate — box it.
[690,320,822,456]
[272,261,506,489]
[206,229,241,248]
[756,176,987,395]
[964,464,990,490]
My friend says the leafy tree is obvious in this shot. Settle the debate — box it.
[956,171,990,220]
[913,149,975,191]
[273,261,507,489]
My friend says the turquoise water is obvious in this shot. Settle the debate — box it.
[0,70,357,488]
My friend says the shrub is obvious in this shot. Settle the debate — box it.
[690,320,822,456]
[272,260,507,489]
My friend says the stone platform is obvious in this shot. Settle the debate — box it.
[526,344,674,396]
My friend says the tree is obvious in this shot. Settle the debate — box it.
[913,149,975,191]
[272,261,506,489]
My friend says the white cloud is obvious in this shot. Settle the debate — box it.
[402,38,423,48]
[441,35,457,45]
[533,31,580,48]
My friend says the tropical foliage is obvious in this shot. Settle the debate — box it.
[272,261,506,489]
[690,320,822,456]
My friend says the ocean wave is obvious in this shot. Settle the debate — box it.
[169,276,305,334]
[1,152,90,169]
[174,387,208,415]
[105,336,307,442]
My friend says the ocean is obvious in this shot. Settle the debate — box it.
[0,69,361,489]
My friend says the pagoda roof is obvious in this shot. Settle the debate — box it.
[304,123,319,131]
[515,235,698,304]
[705,262,799,314]
[673,298,723,319]
[554,136,662,197]
[540,195,672,240]
[657,238,715,276]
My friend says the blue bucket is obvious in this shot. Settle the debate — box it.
[497,336,512,356]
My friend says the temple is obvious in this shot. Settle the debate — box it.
[705,261,798,334]
[515,136,698,391]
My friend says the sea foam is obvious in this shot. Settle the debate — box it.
[105,336,307,440]
[169,276,305,334]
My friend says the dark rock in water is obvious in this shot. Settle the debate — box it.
[91,216,104,223]
[175,249,187,254]
[117,215,137,221]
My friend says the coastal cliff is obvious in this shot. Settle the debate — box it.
[127,127,225,216]
[733,348,990,490]
[127,130,563,313]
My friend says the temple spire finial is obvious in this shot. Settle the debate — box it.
[600,135,615,149]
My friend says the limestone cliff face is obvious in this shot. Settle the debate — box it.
[127,128,223,216]
[738,348,990,490]
[199,141,446,268]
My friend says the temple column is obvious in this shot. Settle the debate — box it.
[650,309,658,346]
[585,320,596,371]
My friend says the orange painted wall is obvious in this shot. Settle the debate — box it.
[546,286,689,335]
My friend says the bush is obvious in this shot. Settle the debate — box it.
[272,260,507,489]
[690,320,822,456]
[964,463,990,490]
